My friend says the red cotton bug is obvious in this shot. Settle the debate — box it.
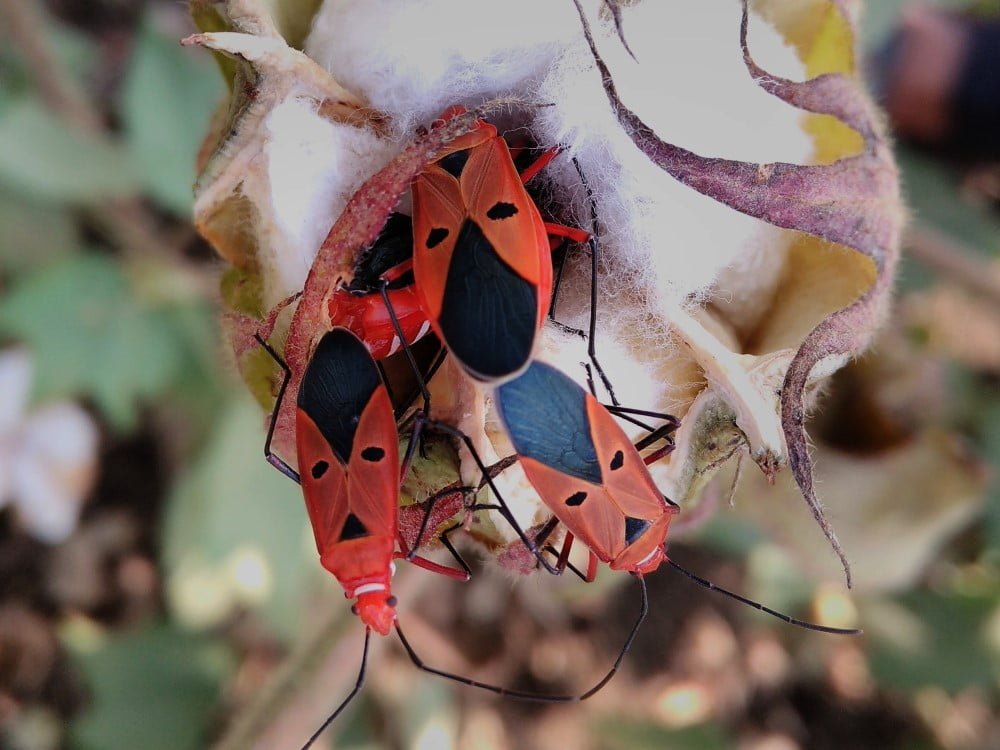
[410,106,606,384]
[324,212,435,361]
[487,360,861,649]
[255,328,639,749]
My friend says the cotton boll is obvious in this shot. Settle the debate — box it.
[305,0,582,134]
[531,2,812,310]
[265,99,397,297]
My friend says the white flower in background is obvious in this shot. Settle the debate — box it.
[0,348,99,543]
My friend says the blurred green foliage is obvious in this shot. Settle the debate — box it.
[67,623,230,750]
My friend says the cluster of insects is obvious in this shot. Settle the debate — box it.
[254,108,860,749]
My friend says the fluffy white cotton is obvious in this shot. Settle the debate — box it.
[265,98,398,295]
[305,0,810,319]
[306,0,582,135]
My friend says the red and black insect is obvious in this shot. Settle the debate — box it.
[325,212,435,361]
[255,329,640,748]
[410,107,611,388]
[489,360,860,643]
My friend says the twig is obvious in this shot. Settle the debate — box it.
[905,224,1000,311]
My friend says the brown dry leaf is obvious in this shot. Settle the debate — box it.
[576,0,903,585]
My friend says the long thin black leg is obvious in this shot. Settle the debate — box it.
[254,333,300,484]
[579,574,648,699]
[665,558,862,635]
[542,545,589,582]
[606,405,680,425]
[379,281,432,414]
[437,522,473,579]
[549,239,572,322]
[573,158,619,407]
[425,420,561,575]
[398,347,448,419]
[407,483,471,559]
[300,628,371,750]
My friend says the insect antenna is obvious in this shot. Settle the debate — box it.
[665,557,861,636]
[301,628,372,750]
[393,574,649,702]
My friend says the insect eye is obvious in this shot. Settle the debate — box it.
[386,596,398,607]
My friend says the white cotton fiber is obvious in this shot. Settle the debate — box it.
[304,0,810,320]
[264,98,397,297]
[306,0,582,135]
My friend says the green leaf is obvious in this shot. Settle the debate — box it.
[163,393,313,640]
[592,720,730,750]
[0,188,77,273]
[0,254,185,429]
[0,99,139,203]
[68,622,228,750]
[868,591,998,693]
[122,15,224,216]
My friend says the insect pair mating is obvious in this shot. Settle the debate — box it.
[255,108,860,750]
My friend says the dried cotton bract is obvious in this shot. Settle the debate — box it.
[188,0,902,583]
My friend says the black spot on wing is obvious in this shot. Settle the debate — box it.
[438,148,471,178]
[624,517,651,546]
[486,201,518,220]
[497,362,601,484]
[565,491,587,507]
[426,227,449,249]
[439,219,536,380]
[361,446,385,462]
[339,513,370,541]
[299,329,382,464]
[311,461,329,479]
[610,450,624,471]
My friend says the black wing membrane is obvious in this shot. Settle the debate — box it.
[439,219,537,380]
[496,361,602,484]
[298,329,382,464]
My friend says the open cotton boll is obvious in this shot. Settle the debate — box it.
[305,0,581,135]
[529,1,812,311]
[264,98,397,298]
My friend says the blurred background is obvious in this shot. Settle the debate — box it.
[1,1,1000,748]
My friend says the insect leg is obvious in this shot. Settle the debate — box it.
[424,420,562,575]
[379,280,432,415]
[573,157,619,407]
[253,333,301,484]
[299,628,371,750]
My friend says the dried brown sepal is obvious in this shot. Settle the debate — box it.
[574,0,904,587]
